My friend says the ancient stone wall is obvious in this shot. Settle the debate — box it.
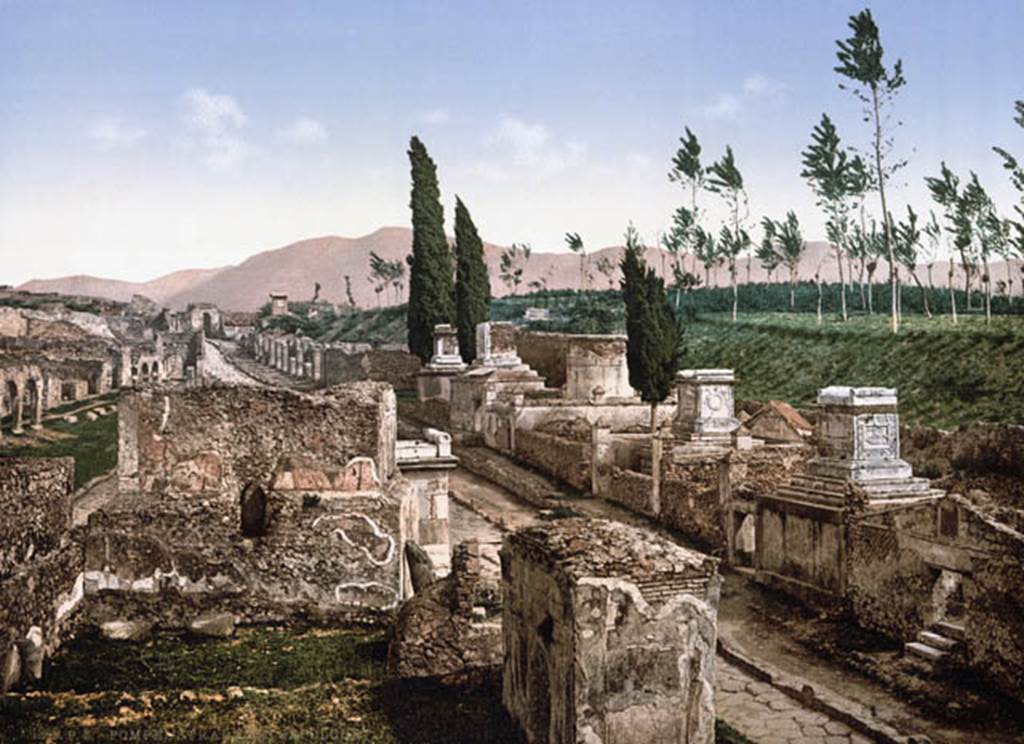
[0,457,74,575]
[502,519,719,744]
[0,457,84,691]
[118,382,397,495]
[847,494,1024,701]
[605,467,656,516]
[513,429,590,492]
[660,459,725,549]
[322,348,421,390]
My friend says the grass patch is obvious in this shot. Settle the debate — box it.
[3,626,751,742]
[0,409,118,489]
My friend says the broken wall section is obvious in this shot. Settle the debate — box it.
[0,457,84,692]
[93,382,409,626]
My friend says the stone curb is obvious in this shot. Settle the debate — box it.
[716,636,932,744]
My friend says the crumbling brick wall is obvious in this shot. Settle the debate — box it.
[514,429,590,492]
[322,349,421,390]
[660,460,725,549]
[606,467,656,516]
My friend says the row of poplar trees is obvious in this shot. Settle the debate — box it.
[406,136,491,364]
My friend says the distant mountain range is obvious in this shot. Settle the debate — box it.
[17,226,1021,312]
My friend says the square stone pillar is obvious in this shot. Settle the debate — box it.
[502,519,720,744]
[672,369,740,445]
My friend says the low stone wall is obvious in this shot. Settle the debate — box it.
[323,349,421,391]
[514,429,589,492]
[606,467,656,516]
[660,460,725,549]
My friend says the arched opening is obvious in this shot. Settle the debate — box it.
[140,362,150,381]
[202,312,214,337]
[152,361,161,381]
[240,483,269,537]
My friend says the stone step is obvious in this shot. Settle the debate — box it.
[917,630,957,651]
[906,641,947,663]
[933,620,966,641]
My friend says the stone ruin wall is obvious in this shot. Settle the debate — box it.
[847,494,1024,702]
[321,348,421,390]
[118,382,397,495]
[513,428,591,492]
[93,382,408,626]
[501,519,720,744]
[0,457,84,690]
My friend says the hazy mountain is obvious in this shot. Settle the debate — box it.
[17,227,1021,311]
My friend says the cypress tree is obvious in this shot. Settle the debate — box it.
[453,196,491,363]
[407,136,454,363]
[620,225,685,432]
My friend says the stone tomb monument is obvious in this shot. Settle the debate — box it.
[416,324,467,402]
[502,518,720,744]
[672,369,741,454]
[757,386,943,604]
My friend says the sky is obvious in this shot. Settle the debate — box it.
[1,0,1022,285]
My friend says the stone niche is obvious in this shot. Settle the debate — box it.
[396,428,458,576]
[564,334,633,401]
[502,518,720,744]
[672,369,740,451]
[416,324,467,403]
[757,386,943,605]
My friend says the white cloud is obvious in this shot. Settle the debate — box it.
[89,117,146,151]
[703,94,742,120]
[490,117,550,157]
[279,117,327,144]
[181,87,248,168]
[418,108,451,125]
[743,73,786,97]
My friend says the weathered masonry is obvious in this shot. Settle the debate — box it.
[502,518,720,744]
[87,382,413,626]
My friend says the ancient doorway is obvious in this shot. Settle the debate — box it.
[202,312,213,336]
[24,378,41,428]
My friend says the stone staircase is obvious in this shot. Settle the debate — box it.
[904,619,964,674]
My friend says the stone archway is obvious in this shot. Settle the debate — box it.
[140,362,150,381]
[152,361,161,381]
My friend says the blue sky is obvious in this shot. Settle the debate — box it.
[1,0,1022,284]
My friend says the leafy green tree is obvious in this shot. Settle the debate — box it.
[801,113,856,320]
[620,224,684,435]
[923,210,955,321]
[453,196,491,363]
[406,136,454,362]
[755,233,783,284]
[762,212,806,309]
[707,146,750,320]
[499,243,531,295]
[927,163,978,311]
[693,226,719,288]
[667,127,706,299]
[835,8,907,333]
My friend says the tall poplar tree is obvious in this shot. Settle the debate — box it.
[835,8,907,333]
[453,196,491,363]
[406,136,454,363]
[620,224,684,434]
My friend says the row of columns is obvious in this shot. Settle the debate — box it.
[253,333,323,382]
[1,378,44,439]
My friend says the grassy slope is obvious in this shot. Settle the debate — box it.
[686,314,1024,427]
[0,626,751,743]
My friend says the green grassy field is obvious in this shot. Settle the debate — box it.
[0,406,119,489]
[0,625,752,743]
